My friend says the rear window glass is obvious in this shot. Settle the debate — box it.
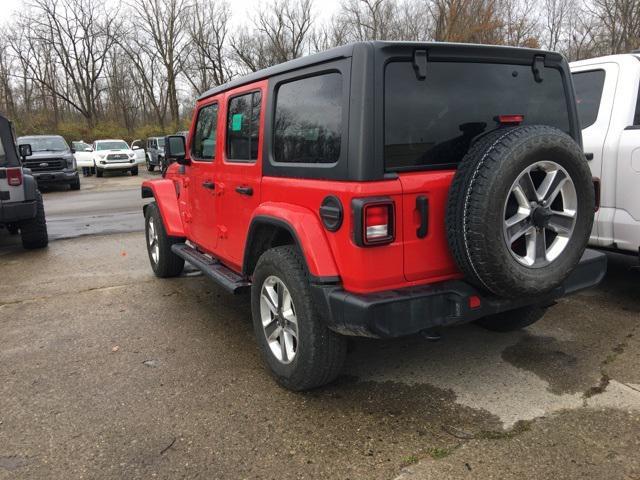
[227,91,261,161]
[384,61,571,170]
[572,70,605,129]
[273,72,342,164]
[634,83,640,126]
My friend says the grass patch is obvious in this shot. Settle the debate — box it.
[476,420,532,440]
[401,454,419,466]
[427,447,453,459]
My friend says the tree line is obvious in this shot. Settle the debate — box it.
[0,0,637,142]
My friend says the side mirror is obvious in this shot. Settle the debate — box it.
[70,147,76,154]
[165,135,188,165]
[18,144,32,159]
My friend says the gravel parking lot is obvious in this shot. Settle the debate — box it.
[1,171,639,479]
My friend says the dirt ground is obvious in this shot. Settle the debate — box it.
[0,172,639,479]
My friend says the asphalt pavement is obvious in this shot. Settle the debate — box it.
[0,168,639,479]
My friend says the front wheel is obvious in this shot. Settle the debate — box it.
[251,245,347,391]
[131,166,139,176]
[69,177,80,190]
[96,166,103,178]
[144,202,184,277]
[475,305,547,332]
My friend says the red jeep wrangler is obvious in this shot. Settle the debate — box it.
[142,42,606,391]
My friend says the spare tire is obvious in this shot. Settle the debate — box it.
[446,125,594,298]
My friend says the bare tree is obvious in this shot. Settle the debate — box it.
[231,0,315,72]
[590,0,640,53]
[185,0,233,95]
[21,0,120,128]
[128,0,190,128]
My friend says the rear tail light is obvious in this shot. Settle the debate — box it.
[496,114,524,126]
[6,168,22,186]
[593,177,601,212]
[352,198,395,246]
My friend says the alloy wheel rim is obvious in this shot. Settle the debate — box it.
[502,160,577,268]
[147,217,160,264]
[260,275,298,364]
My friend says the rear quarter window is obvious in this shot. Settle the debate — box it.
[273,72,343,164]
[384,61,571,171]
[572,69,605,129]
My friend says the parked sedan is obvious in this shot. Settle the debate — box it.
[92,139,141,177]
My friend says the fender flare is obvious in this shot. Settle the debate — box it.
[244,202,340,280]
[141,179,185,237]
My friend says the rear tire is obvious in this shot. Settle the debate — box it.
[251,245,347,391]
[144,202,184,277]
[446,125,594,298]
[20,191,48,249]
[475,305,547,332]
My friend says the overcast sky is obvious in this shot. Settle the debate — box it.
[1,0,342,26]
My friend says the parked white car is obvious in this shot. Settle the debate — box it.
[130,139,146,165]
[570,54,640,258]
[92,139,141,177]
[71,141,94,171]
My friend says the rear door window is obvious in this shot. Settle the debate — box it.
[572,70,606,129]
[384,61,571,171]
[273,72,343,164]
[227,92,261,162]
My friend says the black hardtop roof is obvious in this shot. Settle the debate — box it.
[198,41,564,101]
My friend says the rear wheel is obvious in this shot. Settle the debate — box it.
[475,305,547,332]
[20,191,48,249]
[251,246,347,391]
[144,202,184,277]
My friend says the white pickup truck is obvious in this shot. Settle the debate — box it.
[571,54,640,258]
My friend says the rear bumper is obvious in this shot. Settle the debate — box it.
[33,169,78,184]
[311,249,607,338]
[0,199,37,223]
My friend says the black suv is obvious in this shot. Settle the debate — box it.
[16,135,80,190]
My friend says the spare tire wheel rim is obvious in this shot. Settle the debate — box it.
[502,160,577,268]
[260,275,298,364]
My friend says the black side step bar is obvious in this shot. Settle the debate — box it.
[171,243,251,294]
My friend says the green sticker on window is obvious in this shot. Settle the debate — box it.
[231,114,243,131]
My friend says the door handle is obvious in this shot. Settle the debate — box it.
[235,186,253,196]
[585,153,594,161]
[416,195,429,238]
[202,180,215,190]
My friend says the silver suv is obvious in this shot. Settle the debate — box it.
[0,115,48,249]
[145,137,164,172]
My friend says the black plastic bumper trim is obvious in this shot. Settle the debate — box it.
[312,249,607,338]
[0,199,37,223]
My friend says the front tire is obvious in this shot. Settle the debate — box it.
[69,177,80,190]
[251,246,347,391]
[96,166,103,178]
[475,305,547,332]
[131,166,139,176]
[20,191,48,249]
[144,202,184,277]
